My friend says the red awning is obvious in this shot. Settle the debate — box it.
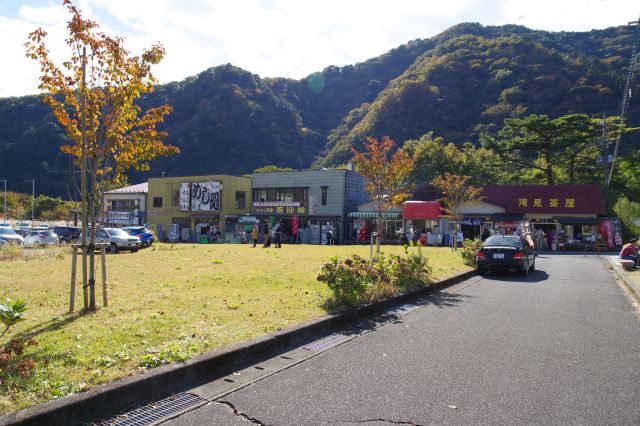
[402,201,441,220]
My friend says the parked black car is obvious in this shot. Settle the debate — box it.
[52,226,81,244]
[476,235,536,276]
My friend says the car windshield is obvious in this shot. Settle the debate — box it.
[484,236,522,248]
[125,227,143,234]
[107,228,130,237]
[0,228,18,236]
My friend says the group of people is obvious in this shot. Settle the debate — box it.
[251,219,283,248]
[533,228,557,250]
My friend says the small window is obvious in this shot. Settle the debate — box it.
[153,197,163,208]
[235,191,246,209]
[321,187,328,205]
[171,190,179,206]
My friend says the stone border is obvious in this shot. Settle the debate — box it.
[606,256,640,300]
[0,269,477,426]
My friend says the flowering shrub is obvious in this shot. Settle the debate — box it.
[460,238,483,266]
[317,246,431,307]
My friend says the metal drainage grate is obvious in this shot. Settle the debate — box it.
[303,333,351,351]
[97,392,205,426]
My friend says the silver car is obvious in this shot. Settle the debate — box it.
[105,228,141,253]
[0,228,24,246]
[78,227,141,253]
[24,230,59,247]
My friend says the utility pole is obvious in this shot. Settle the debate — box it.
[24,179,34,228]
[607,16,640,189]
[0,180,6,224]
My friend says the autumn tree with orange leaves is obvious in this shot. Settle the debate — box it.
[25,0,179,311]
[432,173,484,249]
[351,136,415,255]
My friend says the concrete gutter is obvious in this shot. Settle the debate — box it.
[0,269,477,426]
[605,256,640,300]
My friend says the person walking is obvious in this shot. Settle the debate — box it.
[251,223,259,247]
[274,220,283,248]
[262,219,272,248]
[620,237,639,267]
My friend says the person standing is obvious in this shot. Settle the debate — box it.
[262,219,272,248]
[481,227,490,242]
[274,220,283,248]
[251,223,259,247]
[534,228,546,250]
[620,238,639,267]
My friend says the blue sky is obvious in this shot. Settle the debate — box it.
[0,0,637,97]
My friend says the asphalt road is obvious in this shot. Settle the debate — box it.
[166,254,640,425]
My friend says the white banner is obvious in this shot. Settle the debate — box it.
[191,181,221,211]
[108,211,133,224]
[179,183,190,211]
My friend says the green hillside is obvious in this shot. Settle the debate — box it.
[0,23,638,197]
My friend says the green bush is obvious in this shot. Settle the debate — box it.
[613,197,640,241]
[0,298,27,338]
[317,246,431,307]
[459,238,483,266]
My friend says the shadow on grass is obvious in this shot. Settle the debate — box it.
[10,311,86,342]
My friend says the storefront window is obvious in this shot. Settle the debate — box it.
[253,188,308,203]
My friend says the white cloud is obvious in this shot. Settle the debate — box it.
[0,0,637,97]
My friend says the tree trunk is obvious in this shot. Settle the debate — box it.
[545,150,554,185]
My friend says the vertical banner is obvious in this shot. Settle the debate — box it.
[179,183,190,211]
[291,215,299,236]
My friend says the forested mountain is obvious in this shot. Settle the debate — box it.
[0,22,638,197]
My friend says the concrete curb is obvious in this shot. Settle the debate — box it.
[605,256,640,300]
[0,269,477,426]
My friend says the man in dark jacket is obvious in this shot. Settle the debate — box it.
[262,220,272,248]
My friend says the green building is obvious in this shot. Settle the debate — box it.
[147,174,252,242]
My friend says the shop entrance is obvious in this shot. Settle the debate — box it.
[532,223,557,250]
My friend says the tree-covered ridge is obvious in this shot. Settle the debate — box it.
[0,22,638,197]
[315,24,637,166]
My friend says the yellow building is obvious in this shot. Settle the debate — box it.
[147,174,252,242]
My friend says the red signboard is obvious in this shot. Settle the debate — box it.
[292,215,299,235]
[402,201,441,219]
[481,184,605,215]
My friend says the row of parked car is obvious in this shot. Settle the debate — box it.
[0,224,154,253]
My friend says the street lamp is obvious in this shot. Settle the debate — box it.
[0,180,6,224]
[24,180,34,229]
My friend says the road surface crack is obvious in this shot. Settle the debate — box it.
[338,419,423,425]
[215,400,270,425]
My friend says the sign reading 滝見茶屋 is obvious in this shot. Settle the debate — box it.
[191,181,221,211]
[517,198,575,209]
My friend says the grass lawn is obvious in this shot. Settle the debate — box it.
[0,243,471,414]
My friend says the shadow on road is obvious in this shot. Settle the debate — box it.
[481,269,550,283]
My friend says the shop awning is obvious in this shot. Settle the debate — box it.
[348,211,401,219]
[402,201,441,220]
[555,217,601,225]
[491,213,525,221]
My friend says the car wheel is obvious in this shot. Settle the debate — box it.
[33,241,40,248]
[109,243,118,254]
[131,248,138,253]
[529,258,536,271]
[477,267,487,275]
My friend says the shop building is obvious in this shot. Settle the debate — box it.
[251,169,368,244]
[103,182,148,226]
[147,174,251,242]
[411,183,618,249]
[479,184,617,249]
[347,200,403,243]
